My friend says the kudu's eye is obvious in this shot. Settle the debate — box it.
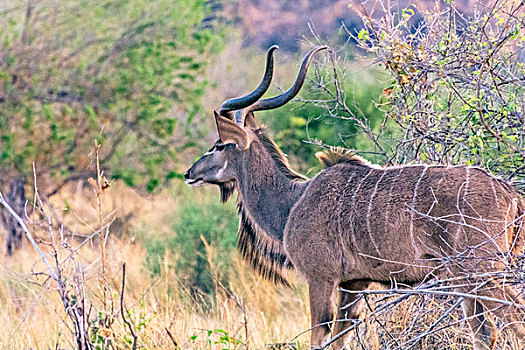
[215,143,236,151]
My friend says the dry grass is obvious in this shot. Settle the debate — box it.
[0,179,524,349]
[0,244,310,349]
[0,181,310,349]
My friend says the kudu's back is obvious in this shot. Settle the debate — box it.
[285,159,525,283]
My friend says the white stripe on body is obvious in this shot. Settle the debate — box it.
[366,169,388,254]
[410,166,428,256]
[348,169,374,252]
[384,167,405,225]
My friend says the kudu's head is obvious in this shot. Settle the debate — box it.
[184,45,328,200]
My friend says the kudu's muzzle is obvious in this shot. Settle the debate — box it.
[184,164,204,186]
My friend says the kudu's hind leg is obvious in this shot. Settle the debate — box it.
[463,282,525,350]
[462,297,497,350]
[309,280,337,349]
[482,283,525,345]
[331,281,372,350]
[496,286,525,341]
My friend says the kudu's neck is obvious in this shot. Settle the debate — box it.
[236,141,307,242]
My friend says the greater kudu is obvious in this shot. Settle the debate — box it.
[185,46,525,350]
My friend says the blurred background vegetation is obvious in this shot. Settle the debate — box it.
[0,0,223,194]
[0,0,524,348]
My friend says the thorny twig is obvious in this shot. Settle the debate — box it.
[305,0,525,190]
[120,263,138,350]
[0,192,57,280]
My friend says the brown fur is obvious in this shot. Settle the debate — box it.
[315,147,373,169]
[256,129,308,181]
[188,128,525,350]
[285,162,525,349]
[237,201,293,286]
[221,129,305,286]
[186,51,525,349]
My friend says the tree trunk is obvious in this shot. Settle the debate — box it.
[1,177,26,255]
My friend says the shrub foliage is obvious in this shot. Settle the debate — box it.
[0,0,222,193]
[349,0,525,187]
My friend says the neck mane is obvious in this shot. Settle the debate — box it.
[255,130,307,181]
[220,129,307,286]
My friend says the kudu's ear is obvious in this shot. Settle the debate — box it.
[214,111,252,149]
[244,111,259,129]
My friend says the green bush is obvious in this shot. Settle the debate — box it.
[140,186,238,299]
[0,0,223,194]
[258,65,388,172]
[350,2,525,186]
